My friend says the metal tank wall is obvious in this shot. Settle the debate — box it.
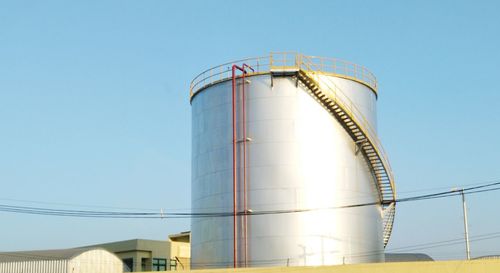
[191,73,383,269]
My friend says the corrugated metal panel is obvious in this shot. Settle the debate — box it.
[0,248,122,273]
[0,260,68,273]
[0,247,98,262]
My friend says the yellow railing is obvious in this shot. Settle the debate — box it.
[298,55,395,197]
[189,52,393,197]
[189,52,395,244]
[189,52,378,98]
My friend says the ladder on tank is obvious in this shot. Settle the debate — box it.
[271,55,397,247]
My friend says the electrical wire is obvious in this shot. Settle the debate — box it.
[1,181,500,219]
[175,231,500,267]
[396,178,500,194]
[2,177,482,218]
[0,197,159,212]
[2,231,500,266]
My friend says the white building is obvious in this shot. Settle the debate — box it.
[0,248,123,273]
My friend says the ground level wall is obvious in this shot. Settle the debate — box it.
[143,259,500,273]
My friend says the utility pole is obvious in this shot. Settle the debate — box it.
[453,188,471,260]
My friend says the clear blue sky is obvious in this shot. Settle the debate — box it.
[1,0,499,260]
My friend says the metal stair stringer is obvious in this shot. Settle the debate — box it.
[295,69,396,248]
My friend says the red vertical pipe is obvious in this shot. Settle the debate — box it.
[242,69,247,267]
[231,65,238,268]
[232,64,253,268]
[241,63,253,267]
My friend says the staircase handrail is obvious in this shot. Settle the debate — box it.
[297,54,395,199]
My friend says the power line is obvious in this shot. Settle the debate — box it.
[2,231,500,266]
[1,181,500,219]
[5,178,497,213]
[185,231,500,267]
[0,197,159,212]
[396,178,500,194]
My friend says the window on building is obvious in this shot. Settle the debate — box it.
[152,258,167,271]
[123,258,134,272]
[141,258,151,271]
[169,259,177,271]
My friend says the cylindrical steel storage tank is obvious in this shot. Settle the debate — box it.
[190,53,395,269]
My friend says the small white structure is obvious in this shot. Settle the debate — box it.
[0,248,123,273]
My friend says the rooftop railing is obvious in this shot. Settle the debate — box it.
[189,52,378,98]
